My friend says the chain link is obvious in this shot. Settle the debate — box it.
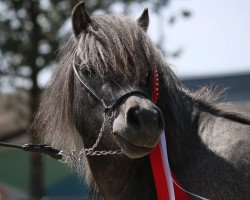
[59,116,123,163]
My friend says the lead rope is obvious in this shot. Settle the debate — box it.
[59,116,123,163]
[0,115,122,162]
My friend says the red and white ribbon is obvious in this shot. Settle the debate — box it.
[150,136,175,200]
[150,65,188,200]
[150,65,208,200]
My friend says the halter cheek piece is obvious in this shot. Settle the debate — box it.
[61,60,151,161]
[72,61,150,118]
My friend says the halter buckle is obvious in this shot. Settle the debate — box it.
[104,106,115,119]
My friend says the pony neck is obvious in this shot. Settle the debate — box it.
[86,155,157,199]
[157,76,198,167]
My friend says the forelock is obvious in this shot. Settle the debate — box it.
[74,15,155,83]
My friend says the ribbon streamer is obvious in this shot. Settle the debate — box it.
[150,65,189,200]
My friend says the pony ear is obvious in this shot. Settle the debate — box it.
[71,1,91,37]
[137,8,149,32]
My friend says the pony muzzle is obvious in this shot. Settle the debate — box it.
[112,97,165,158]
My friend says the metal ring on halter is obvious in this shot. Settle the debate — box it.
[104,106,115,119]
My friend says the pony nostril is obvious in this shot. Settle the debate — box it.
[127,107,142,129]
[127,107,163,131]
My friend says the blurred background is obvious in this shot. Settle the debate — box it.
[0,0,249,199]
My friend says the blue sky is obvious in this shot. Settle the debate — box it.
[146,0,250,78]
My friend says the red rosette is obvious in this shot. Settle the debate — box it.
[151,65,159,104]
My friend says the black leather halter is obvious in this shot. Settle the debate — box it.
[72,61,150,117]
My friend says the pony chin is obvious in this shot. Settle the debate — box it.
[113,133,155,158]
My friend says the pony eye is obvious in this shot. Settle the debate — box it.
[82,68,96,78]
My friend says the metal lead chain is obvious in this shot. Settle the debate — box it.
[59,116,123,163]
